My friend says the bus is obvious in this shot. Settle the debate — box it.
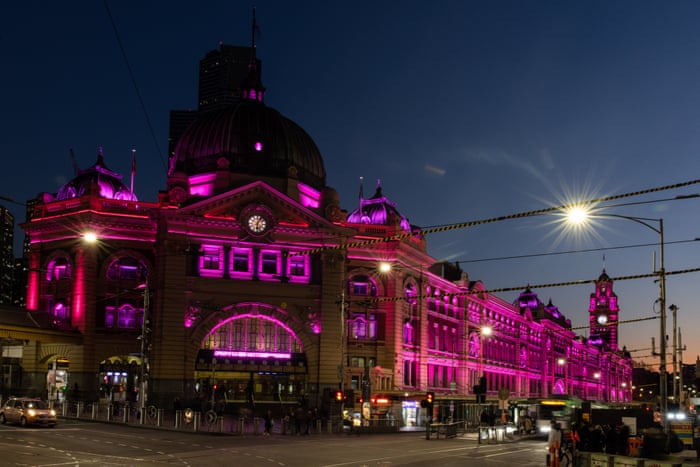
[526,397,582,435]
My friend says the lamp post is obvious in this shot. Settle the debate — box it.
[567,210,668,425]
[138,280,151,425]
[338,286,348,420]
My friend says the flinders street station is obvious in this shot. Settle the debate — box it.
[1,43,632,428]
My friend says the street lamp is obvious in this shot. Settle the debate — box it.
[566,208,668,424]
[136,280,151,425]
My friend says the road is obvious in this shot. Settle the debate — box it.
[0,420,550,466]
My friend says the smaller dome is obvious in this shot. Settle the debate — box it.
[56,149,137,202]
[346,180,411,232]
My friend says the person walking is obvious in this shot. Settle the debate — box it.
[263,410,273,436]
[548,421,562,467]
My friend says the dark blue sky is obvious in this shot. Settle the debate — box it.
[3,1,700,361]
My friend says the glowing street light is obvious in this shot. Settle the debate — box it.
[566,206,669,424]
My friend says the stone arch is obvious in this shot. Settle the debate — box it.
[37,343,78,363]
[188,301,312,353]
[553,378,566,395]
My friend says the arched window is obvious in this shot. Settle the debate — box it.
[46,257,71,281]
[348,275,377,297]
[52,302,69,320]
[105,304,142,329]
[349,313,377,340]
[203,315,303,354]
[107,257,148,282]
[104,256,148,330]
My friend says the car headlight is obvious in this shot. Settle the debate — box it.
[27,409,36,417]
[50,409,56,416]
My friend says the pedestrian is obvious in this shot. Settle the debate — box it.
[548,421,562,467]
[616,421,630,456]
[264,410,273,436]
[604,424,617,454]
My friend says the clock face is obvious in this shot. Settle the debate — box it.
[247,214,267,234]
[596,314,608,325]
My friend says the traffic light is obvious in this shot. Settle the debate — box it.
[473,377,487,403]
[335,390,344,402]
[426,392,434,405]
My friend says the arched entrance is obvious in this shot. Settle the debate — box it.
[46,357,70,403]
[99,355,142,404]
[194,311,308,414]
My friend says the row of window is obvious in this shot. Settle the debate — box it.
[199,246,309,283]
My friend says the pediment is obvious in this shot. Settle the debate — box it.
[173,180,339,232]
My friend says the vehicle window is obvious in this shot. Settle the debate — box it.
[26,401,48,409]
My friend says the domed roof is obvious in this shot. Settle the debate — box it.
[346,180,411,232]
[170,99,326,190]
[56,150,137,202]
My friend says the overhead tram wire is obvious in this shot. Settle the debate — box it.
[290,179,700,257]
[103,0,167,171]
[457,238,700,264]
[365,266,700,305]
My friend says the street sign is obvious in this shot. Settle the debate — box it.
[498,388,510,400]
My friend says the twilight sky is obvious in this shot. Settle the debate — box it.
[2,1,700,371]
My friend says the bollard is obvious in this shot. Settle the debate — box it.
[254,417,260,435]
[91,402,98,420]
[107,403,113,421]
[316,419,322,434]
[76,401,82,418]
[174,410,182,428]
[238,417,245,435]
[157,408,164,427]
[218,416,224,433]
[193,411,201,431]
[122,404,130,424]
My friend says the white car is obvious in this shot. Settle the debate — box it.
[0,397,58,427]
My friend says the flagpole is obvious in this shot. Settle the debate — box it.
[130,149,136,194]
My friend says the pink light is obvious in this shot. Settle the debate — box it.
[26,254,40,310]
[207,310,305,353]
[213,350,291,359]
[254,141,263,151]
[189,173,216,197]
[71,251,85,327]
[298,182,320,208]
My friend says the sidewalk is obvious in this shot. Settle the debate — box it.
[58,401,350,436]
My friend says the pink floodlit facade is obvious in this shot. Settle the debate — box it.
[13,44,631,425]
[17,153,633,422]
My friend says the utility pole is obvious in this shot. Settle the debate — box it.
[671,304,678,404]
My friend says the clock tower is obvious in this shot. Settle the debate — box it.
[588,269,619,349]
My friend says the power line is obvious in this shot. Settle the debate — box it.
[456,238,699,264]
[103,0,167,171]
[292,179,700,257]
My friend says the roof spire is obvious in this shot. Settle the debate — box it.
[130,148,136,194]
[359,176,364,218]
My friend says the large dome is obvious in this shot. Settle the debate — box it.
[170,99,326,190]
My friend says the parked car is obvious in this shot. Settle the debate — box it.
[0,397,57,427]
